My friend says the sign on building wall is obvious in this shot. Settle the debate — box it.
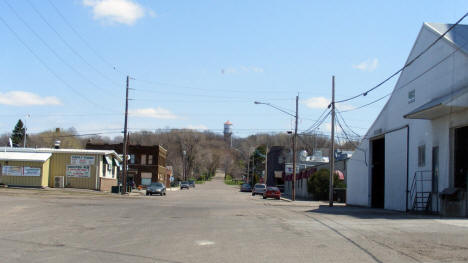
[66,165,91,177]
[71,155,95,165]
[23,167,41,176]
[2,166,23,176]
[285,164,300,175]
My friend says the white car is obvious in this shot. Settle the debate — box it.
[252,184,266,196]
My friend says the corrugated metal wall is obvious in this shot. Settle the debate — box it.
[0,160,48,187]
[49,153,101,190]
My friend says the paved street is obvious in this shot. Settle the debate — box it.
[1,173,468,263]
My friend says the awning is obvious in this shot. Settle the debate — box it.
[103,156,112,165]
[404,86,468,120]
[335,170,345,180]
[112,157,120,167]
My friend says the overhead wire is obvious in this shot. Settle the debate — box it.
[26,0,122,88]
[334,11,468,104]
[0,12,107,111]
[302,109,331,134]
[4,0,122,104]
[46,0,128,76]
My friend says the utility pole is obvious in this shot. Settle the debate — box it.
[264,145,268,185]
[122,76,130,195]
[292,95,299,201]
[329,76,335,207]
[246,154,250,184]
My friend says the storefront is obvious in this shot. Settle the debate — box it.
[0,152,51,188]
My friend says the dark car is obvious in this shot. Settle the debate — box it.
[180,181,190,190]
[146,182,166,196]
[263,186,281,200]
[188,180,196,188]
[240,183,252,192]
[252,183,266,196]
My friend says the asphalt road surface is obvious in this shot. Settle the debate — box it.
[1,173,468,263]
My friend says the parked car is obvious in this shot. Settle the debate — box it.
[276,184,285,193]
[180,181,190,190]
[263,186,281,200]
[240,183,252,192]
[252,184,266,196]
[146,182,166,196]
[188,180,196,188]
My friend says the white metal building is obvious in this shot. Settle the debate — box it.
[347,22,468,215]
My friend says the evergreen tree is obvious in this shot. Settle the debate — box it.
[11,119,25,146]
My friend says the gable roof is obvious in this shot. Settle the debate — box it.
[425,22,468,55]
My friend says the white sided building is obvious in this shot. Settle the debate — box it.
[347,22,468,215]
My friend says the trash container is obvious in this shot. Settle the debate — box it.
[111,186,119,193]
[440,188,466,217]
[334,188,346,203]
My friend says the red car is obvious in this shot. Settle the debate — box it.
[263,186,281,200]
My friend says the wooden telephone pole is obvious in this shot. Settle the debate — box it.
[122,76,129,194]
[329,76,335,207]
[292,95,299,201]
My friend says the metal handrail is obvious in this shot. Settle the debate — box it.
[409,170,433,211]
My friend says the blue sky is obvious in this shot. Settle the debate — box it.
[1,0,466,138]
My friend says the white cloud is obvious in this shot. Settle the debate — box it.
[353,58,379,72]
[186,124,208,131]
[303,96,355,111]
[221,66,264,74]
[303,97,330,109]
[83,0,153,25]
[0,91,61,106]
[129,107,177,119]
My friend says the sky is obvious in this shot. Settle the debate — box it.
[1,0,467,139]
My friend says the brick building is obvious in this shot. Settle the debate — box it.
[86,143,168,187]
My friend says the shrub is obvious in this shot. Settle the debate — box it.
[307,169,346,200]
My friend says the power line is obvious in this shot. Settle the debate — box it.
[302,109,330,134]
[46,0,128,76]
[335,12,468,104]
[340,93,391,113]
[0,13,107,111]
[336,110,362,138]
[26,0,122,89]
[4,0,121,103]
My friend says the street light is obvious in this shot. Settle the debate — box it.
[254,96,299,201]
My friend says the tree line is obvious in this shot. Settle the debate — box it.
[1,119,358,180]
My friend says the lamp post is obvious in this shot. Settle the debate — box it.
[254,96,299,201]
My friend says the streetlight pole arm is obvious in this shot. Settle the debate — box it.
[254,101,296,118]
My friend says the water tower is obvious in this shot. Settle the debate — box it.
[224,120,232,148]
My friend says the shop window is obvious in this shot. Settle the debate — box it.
[418,145,425,167]
[141,154,147,165]
[141,178,151,185]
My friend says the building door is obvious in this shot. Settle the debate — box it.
[454,126,468,190]
[371,138,385,208]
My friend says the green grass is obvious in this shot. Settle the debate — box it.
[224,175,244,186]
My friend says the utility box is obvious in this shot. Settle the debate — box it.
[440,188,466,217]
[54,176,64,188]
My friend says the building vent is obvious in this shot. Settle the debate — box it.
[54,176,64,188]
